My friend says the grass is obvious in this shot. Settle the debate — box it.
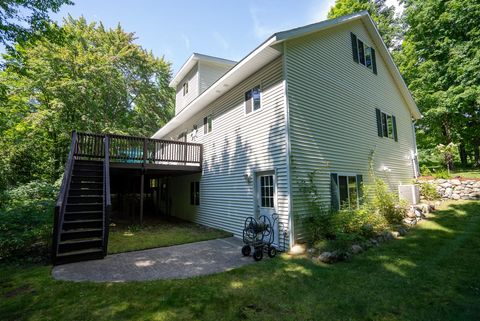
[451,169,480,179]
[1,201,480,321]
[108,217,232,254]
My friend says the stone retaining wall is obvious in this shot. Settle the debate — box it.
[417,178,480,200]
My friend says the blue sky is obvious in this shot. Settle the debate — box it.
[47,1,398,74]
[49,0,338,73]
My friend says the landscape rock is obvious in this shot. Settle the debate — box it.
[452,193,461,200]
[318,252,335,264]
[350,244,363,254]
[397,227,408,236]
[451,179,462,185]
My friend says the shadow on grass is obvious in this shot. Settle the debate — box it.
[1,202,479,321]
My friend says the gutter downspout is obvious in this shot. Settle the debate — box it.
[411,119,419,178]
[282,42,294,249]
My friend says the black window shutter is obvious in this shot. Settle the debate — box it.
[356,175,364,204]
[350,33,358,63]
[371,48,377,74]
[375,108,383,137]
[203,117,207,134]
[330,173,339,210]
[392,115,398,141]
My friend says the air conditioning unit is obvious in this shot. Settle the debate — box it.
[398,185,420,205]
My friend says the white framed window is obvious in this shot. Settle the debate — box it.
[376,108,397,141]
[245,85,261,114]
[259,174,275,208]
[182,82,189,96]
[330,173,363,210]
[350,32,377,74]
[203,115,212,134]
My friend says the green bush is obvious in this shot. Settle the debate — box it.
[365,178,407,224]
[419,182,440,201]
[302,205,336,242]
[432,169,450,179]
[0,180,58,262]
[420,165,432,176]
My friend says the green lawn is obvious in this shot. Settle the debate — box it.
[1,201,480,321]
[451,169,480,179]
[108,217,232,254]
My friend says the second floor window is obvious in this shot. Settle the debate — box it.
[245,85,261,114]
[375,108,398,141]
[182,82,189,96]
[350,32,377,74]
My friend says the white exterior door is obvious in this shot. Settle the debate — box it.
[256,172,279,246]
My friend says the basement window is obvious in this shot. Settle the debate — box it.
[330,173,363,210]
[190,181,200,205]
[245,85,261,114]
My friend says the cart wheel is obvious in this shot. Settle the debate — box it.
[253,248,263,261]
[267,246,277,258]
[241,245,251,256]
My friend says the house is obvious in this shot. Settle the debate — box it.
[52,11,421,264]
[151,11,421,247]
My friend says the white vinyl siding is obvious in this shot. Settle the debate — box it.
[160,58,290,246]
[285,20,416,241]
[175,63,199,115]
[198,61,233,94]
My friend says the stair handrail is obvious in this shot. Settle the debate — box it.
[52,131,78,263]
[102,134,112,256]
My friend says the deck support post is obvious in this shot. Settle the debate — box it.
[140,170,144,225]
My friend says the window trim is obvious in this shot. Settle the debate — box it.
[182,81,189,96]
[331,172,361,210]
[351,32,377,74]
[244,84,262,116]
[203,115,213,135]
[190,181,200,206]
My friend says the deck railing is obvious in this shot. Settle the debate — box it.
[75,132,203,167]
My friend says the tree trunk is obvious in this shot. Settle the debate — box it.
[458,143,468,168]
[474,142,480,167]
[442,120,455,171]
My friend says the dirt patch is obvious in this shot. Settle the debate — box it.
[3,284,37,298]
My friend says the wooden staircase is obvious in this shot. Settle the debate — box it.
[52,133,111,265]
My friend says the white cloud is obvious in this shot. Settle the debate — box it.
[249,6,277,39]
[307,0,337,23]
[212,31,229,51]
[181,34,190,50]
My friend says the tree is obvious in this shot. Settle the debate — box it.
[398,0,480,168]
[0,0,73,49]
[328,0,400,50]
[0,17,175,188]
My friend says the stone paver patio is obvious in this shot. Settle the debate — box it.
[52,237,252,282]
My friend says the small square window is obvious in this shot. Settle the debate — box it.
[182,82,189,96]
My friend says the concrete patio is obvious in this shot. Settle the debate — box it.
[52,237,252,282]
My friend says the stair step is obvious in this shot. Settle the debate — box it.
[66,203,103,212]
[62,219,103,231]
[68,195,103,204]
[70,182,102,189]
[60,228,103,240]
[69,188,103,196]
[55,247,104,264]
[72,175,102,183]
[73,170,103,177]
[65,211,103,220]
[75,160,103,166]
[60,237,102,244]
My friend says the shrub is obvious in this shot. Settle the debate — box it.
[0,180,58,262]
[432,169,450,179]
[420,165,432,176]
[365,178,407,224]
[419,182,440,201]
[302,205,336,243]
